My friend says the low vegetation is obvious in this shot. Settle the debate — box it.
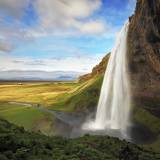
[0,118,159,160]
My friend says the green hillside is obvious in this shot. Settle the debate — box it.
[0,102,55,135]
[51,76,103,112]
[0,118,159,160]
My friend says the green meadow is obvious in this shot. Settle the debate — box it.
[0,79,97,109]
[0,82,81,107]
[0,102,55,135]
[0,78,160,153]
[0,79,97,133]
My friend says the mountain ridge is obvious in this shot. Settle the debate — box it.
[0,70,84,81]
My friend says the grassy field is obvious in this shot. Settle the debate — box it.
[0,79,97,110]
[0,81,82,107]
[0,80,96,133]
[0,102,55,135]
[0,79,160,153]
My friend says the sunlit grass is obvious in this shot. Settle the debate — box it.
[0,79,101,133]
[0,82,81,107]
[0,81,91,133]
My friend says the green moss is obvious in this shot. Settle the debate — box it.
[133,105,160,152]
[133,105,160,134]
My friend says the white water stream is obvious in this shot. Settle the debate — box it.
[82,22,131,138]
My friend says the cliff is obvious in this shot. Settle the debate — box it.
[79,53,110,82]
[128,0,160,110]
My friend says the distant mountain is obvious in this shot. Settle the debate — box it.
[0,70,85,81]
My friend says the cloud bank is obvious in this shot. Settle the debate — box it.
[0,0,136,73]
[0,0,107,52]
[34,0,106,34]
[0,54,104,72]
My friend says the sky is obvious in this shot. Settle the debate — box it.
[0,0,136,73]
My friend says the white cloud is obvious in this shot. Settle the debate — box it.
[0,18,30,52]
[0,0,29,18]
[0,0,108,52]
[78,20,106,35]
[0,54,104,72]
[34,0,106,34]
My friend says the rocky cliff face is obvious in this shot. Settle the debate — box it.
[128,0,160,110]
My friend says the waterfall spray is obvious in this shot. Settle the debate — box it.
[82,22,131,138]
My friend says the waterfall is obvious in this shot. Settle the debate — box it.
[82,22,131,138]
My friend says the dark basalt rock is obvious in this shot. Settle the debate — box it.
[128,0,160,110]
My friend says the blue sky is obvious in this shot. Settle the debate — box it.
[0,0,136,72]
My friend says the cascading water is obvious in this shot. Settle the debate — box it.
[82,22,131,138]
